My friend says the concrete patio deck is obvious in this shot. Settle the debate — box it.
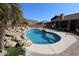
[24,29,78,56]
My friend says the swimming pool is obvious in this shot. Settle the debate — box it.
[26,29,61,44]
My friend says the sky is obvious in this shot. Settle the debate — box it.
[21,3,79,22]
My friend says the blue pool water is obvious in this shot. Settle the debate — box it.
[26,29,61,44]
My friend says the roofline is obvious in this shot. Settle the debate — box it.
[51,13,79,22]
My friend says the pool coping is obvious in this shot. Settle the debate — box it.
[24,28,77,55]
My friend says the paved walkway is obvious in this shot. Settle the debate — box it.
[24,29,78,56]
[24,34,79,56]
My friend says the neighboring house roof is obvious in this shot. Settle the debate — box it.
[52,13,79,22]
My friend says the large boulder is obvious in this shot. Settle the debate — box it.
[17,40,24,46]
[20,33,25,39]
[22,46,31,56]
[14,35,22,41]
[5,39,17,48]
[6,31,21,37]
[5,36,12,40]
[6,32,15,37]
[22,40,32,48]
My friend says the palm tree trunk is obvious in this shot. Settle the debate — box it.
[0,37,5,52]
[0,24,5,52]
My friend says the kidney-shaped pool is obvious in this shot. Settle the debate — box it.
[26,29,61,44]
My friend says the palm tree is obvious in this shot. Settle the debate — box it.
[0,3,23,53]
